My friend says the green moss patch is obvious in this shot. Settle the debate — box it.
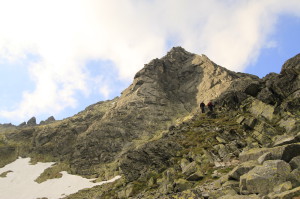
[35,163,71,183]
[0,170,13,178]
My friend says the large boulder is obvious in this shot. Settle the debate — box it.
[240,160,291,195]
[239,143,300,163]
[181,161,204,181]
[228,161,257,181]
[278,116,299,133]
[249,99,274,121]
[273,134,300,147]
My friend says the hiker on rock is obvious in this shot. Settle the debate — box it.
[207,101,214,112]
[200,102,205,113]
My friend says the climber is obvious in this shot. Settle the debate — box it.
[200,102,205,113]
[207,101,214,112]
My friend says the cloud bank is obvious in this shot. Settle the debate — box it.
[0,0,300,122]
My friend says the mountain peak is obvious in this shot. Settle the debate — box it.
[164,46,193,59]
[1,49,300,199]
[168,46,189,53]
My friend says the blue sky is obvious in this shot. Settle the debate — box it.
[0,0,300,124]
[245,15,300,77]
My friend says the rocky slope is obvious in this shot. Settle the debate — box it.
[0,47,299,199]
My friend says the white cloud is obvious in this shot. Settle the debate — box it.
[99,85,111,100]
[265,41,278,49]
[0,0,300,122]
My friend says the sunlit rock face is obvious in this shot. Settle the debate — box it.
[2,47,256,175]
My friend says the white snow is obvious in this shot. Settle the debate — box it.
[0,157,121,199]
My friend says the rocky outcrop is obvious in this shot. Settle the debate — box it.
[27,117,36,126]
[240,160,291,195]
[4,47,258,176]
[40,116,55,125]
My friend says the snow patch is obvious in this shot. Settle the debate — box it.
[0,157,121,199]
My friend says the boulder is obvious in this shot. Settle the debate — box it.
[270,186,300,199]
[240,160,291,195]
[173,178,192,192]
[239,148,273,163]
[257,152,273,164]
[158,168,176,194]
[239,143,300,163]
[289,156,300,170]
[242,117,258,130]
[216,137,227,144]
[117,184,134,198]
[214,144,229,158]
[249,99,274,121]
[228,160,258,180]
[182,161,200,176]
[207,187,237,199]
[273,134,300,147]
[278,117,298,133]
[288,168,300,187]
[236,116,245,124]
[273,181,292,194]
[180,158,190,170]
[186,171,204,181]
[222,180,240,189]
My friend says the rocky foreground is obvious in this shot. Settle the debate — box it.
[0,47,299,198]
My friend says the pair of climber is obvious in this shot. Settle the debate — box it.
[200,101,214,113]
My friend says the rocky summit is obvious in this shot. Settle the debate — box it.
[0,47,300,199]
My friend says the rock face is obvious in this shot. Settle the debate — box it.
[27,117,36,126]
[5,47,253,175]
[40,116,56,125]
[240,160,291,195]
[0,48,299,199]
